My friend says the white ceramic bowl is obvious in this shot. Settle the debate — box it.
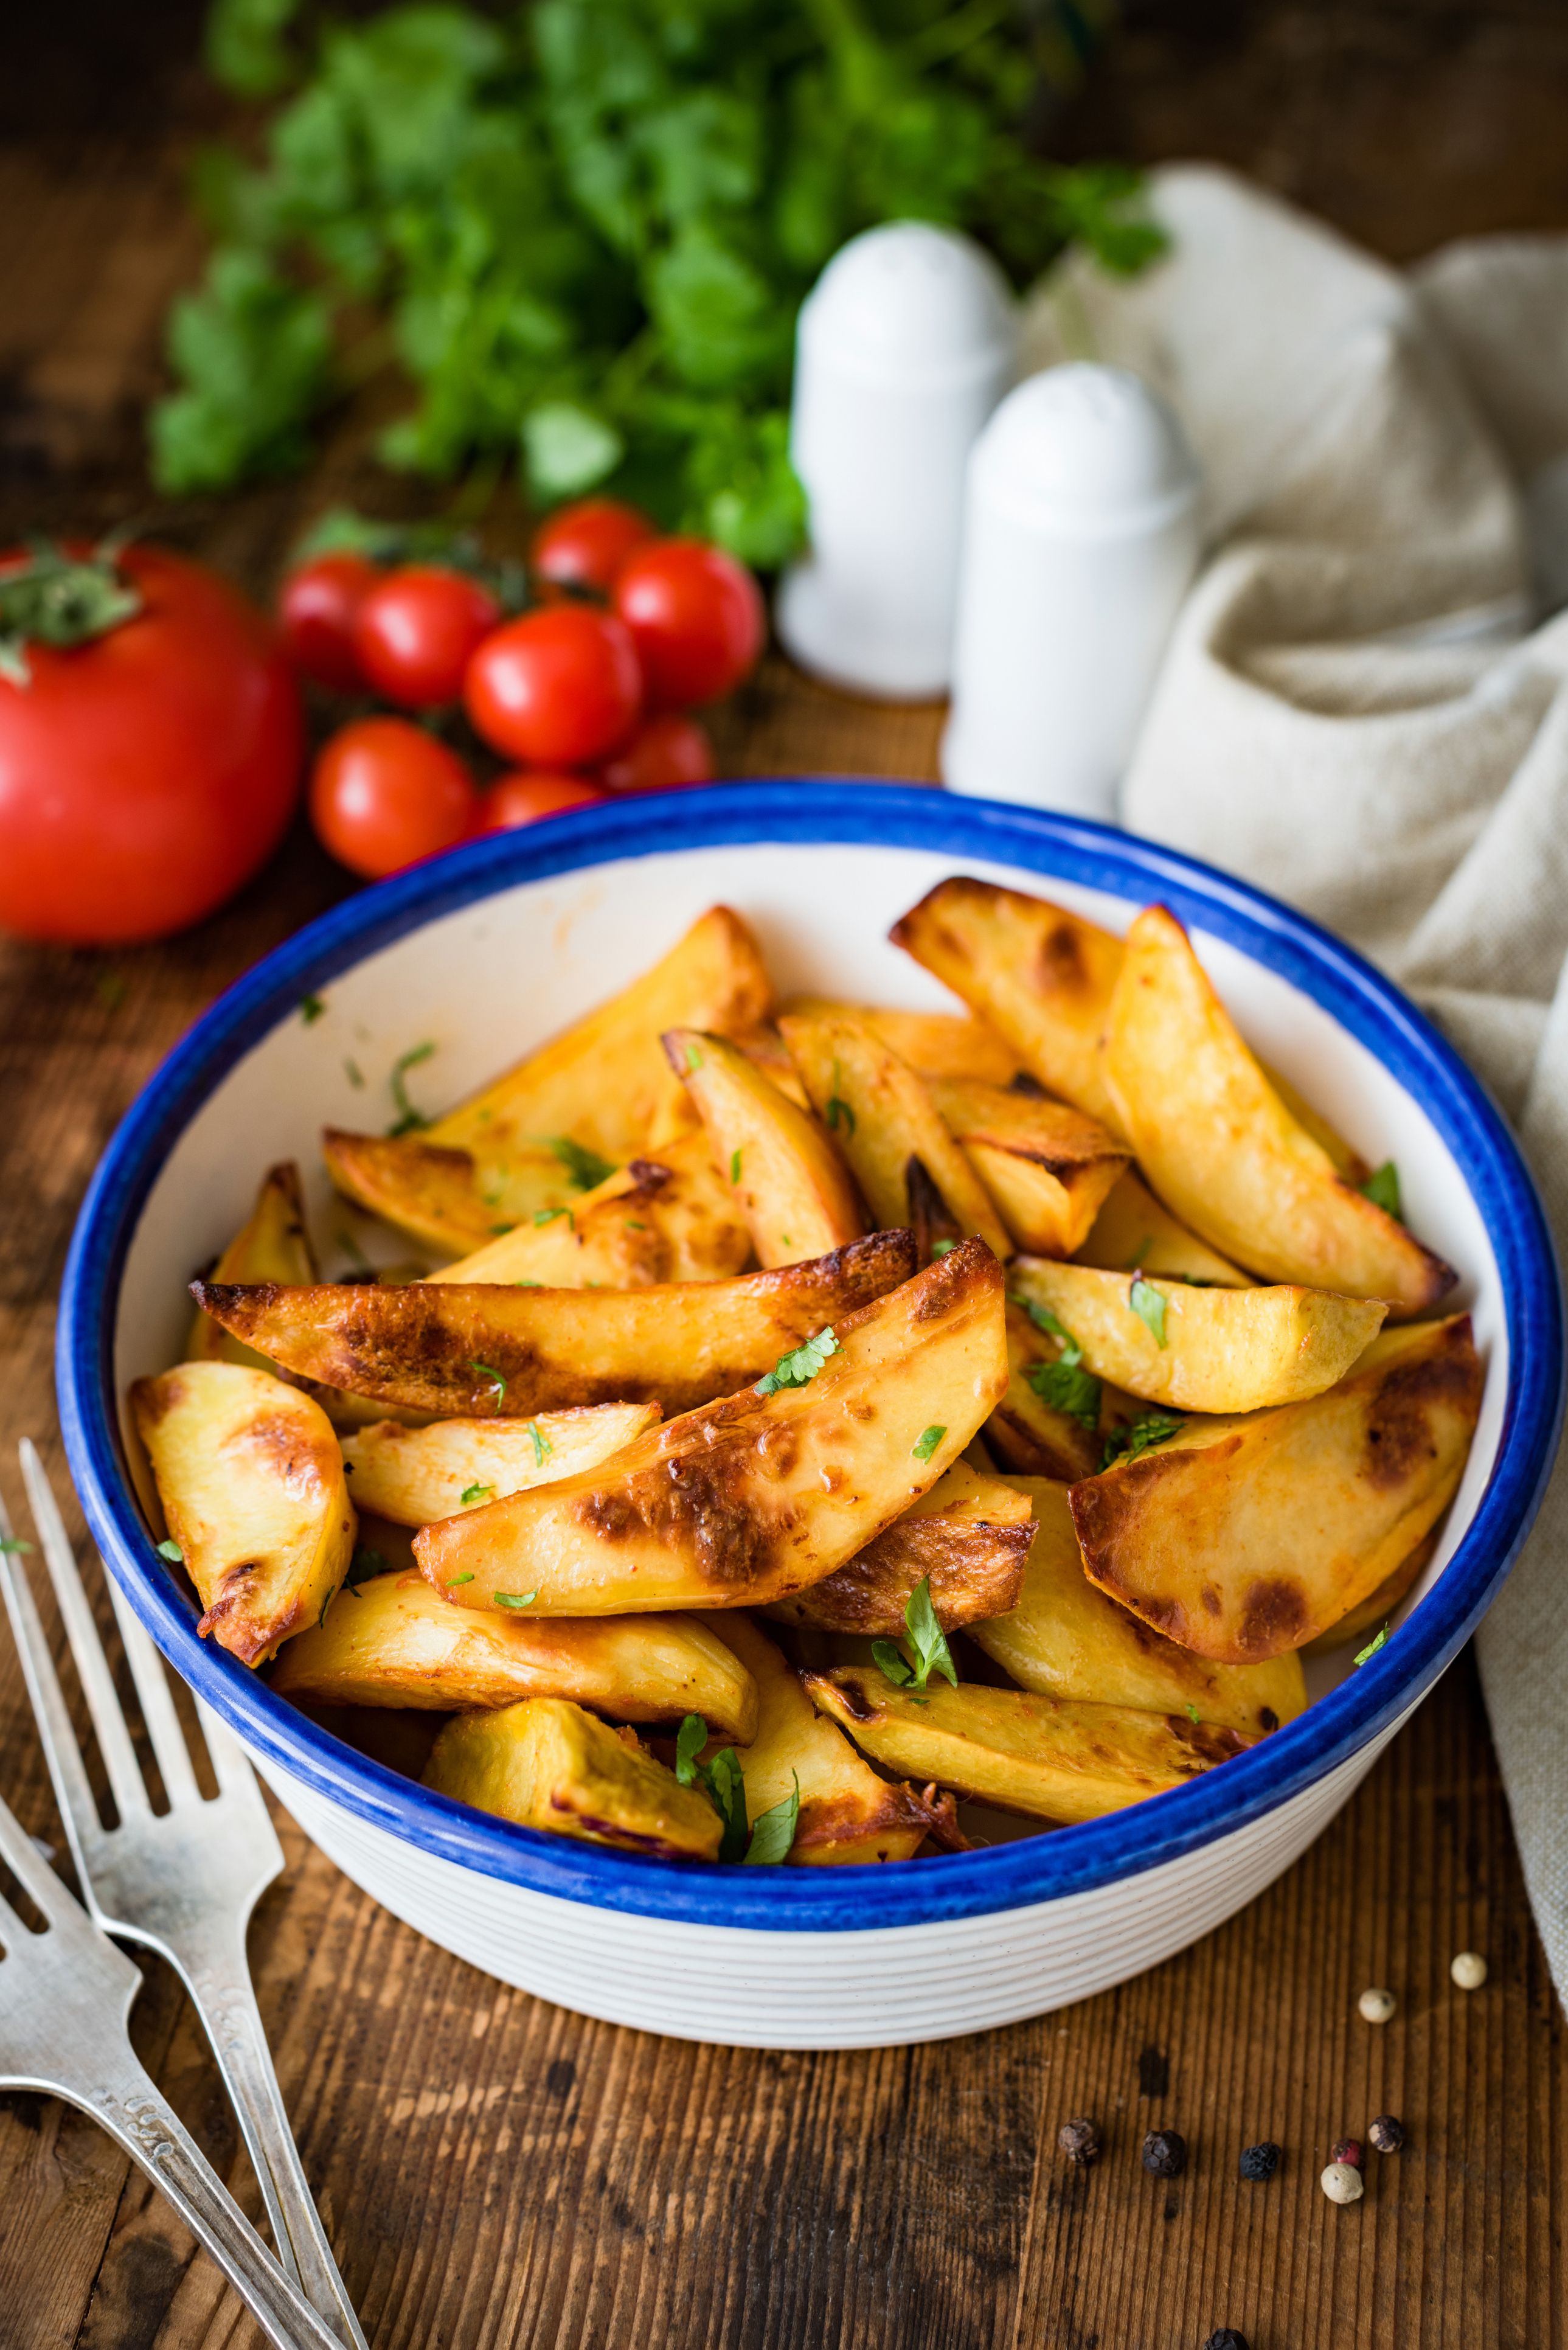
[60,784,1563,2048]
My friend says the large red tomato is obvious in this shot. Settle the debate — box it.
[0,543,303,945]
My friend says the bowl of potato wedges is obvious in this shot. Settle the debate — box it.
[58,782,1563,2048]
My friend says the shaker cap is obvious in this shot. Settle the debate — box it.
[971,364,1199,530]
[800,221,1015,382]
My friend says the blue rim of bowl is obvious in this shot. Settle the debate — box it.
[58,781,1564,1931]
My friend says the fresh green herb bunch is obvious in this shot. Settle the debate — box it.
[159,0,1162,560]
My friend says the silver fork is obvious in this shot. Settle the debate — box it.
[0,1779,346,2350]
[1,1441,367,2350]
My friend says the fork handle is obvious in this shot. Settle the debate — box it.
[169,1916,369,2350]
[84,2056,350,2350]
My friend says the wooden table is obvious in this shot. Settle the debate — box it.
[2,7,1565,2345]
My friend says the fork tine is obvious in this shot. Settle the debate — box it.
[192,1693,268,1804]
[100,1570,203,1810]
[16,1443,150,1821]
[0,1479,106,1881]
[0,1784,71,1927]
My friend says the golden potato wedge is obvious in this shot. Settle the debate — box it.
[1105,906,1454,1316]
[927,1078,1129,1258]
[190,1228,915,1419]
[428,906,774,1172]
[664,1027,864,1268]
[729,1021,812,1110]
[890,878,1128,1131]
[779,1003,1012,1262]
[1074,1169,1252,1288]
[1008,1257,1387,1413]
[985,1303,1105,1481]
[414,1236,1007,1616]
[698,1611,940,1863]
[322,1129,568,1254]
[271,1569,758,1737]
[973,1479,1305,1737]
[423,1698,723,1859]
[339,1403,660,1524]
[130,1361,356,1667]
[861,1008,1024,1087]
[1301,1525,1438,1657]
[424,1131,749,1290]
[763,1463,1034,1635]
[805,1670,1256,1824]
[1069,1315,1482,1662]
[188,1163,318,1368]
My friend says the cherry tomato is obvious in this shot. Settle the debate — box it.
[0,543,302,945]
[353,565,502,708]
[465,605,642,768]
[532,498,656,596]
[482,772,608,829]
[278,552,378,693]
[310,717,479,879]
[598,713,716,794]
[612,539,765,709]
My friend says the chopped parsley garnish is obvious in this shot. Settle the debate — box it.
[494,1590,539,1610]
[156,1538,183,1563]
[300,993,325,1024]
[1355,1621,1391,1666]
[912,1424,946,1462]
[1013,1299,1102,1431]
[1014,1296,1070,1343]
[623,1219,647,1232]
[684,1041,704,1072]
[1361,1161,1403,1222]
[1129,1273,1168,1347]
[872,1575,957,1694]
[344,1057,365,1090]
[347,1546,389,1590]
[547,1135,616,1192]
[514,1278,543,1287]
[529,1420,552,1467]
[533,1205,572,1228]
[460,1483,493,1506]
[929,1238,959,1258]
[317,1585,335,1628]
[676,1716,749,1860]
[388,1040,435,1136]
[1185,1703,1201,1723]
[470,1360,507,1403]
[743,1772,800,1866]
[445,1574,475,1589]
[825,1061,856,1137]
[730,1148,743,1186]
[0,1536,34,1556]
[755,1326,838,1397]
[1101,1410,1185,1469]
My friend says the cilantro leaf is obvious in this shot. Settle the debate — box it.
[1129,1274,1168,1347]
[547,1136,617,1192]
[1361,1161,1403,1222]
[1101,1410,1185,1469]
[743,1772,800,1866]
[755,1325,838,1397]
[912,1424,946,1462]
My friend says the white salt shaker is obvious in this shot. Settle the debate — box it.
[776,222,1016,700]
[942,364,1201,817]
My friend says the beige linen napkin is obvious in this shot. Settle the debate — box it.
[1024,167,1568,1997]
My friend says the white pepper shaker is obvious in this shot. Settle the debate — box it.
[942,364,1201,817]
[776,221,1016,700]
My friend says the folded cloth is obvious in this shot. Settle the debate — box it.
[1023,166,1568,2000]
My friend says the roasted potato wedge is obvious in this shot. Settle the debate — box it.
[1105,906,1454,1315]
[414,1236,1007,1615]
[779,1003,1012,1262]
[927,1078,1128,1258]
[339,1403,660,1524]
[423,1698,722,1859]
[806,1670,1257,1823]
[1008,1257,1387,1414]
[271,1569,758,1737]
[728,1020,812,1109]
[664,1027,864,1268]
[424,1131,749,1289]
[322,1128,569,1254]
[130,1361,356,1666]
[188,1163,318,1368]
[1069,1316,1482,1661]
[973,1479,1305,1737]
[191,1228,915,1419]
[1074,1169,1252,1288]
[861,1008,1023,1087]
[1300,1525,1438,1656]
[700,1613,940,1863]
[763,1462,1034,1635]
[986,1303,1105,1481]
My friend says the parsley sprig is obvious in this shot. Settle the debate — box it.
[1101,1410,1185,1469]
[755,1326,838,1397]
[872,1575,957,1697]
[1015,1295,1103,1432]
[675,1716,799,1865]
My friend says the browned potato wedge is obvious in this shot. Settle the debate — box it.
[763,1463,1034,1635]
[1300,1526,1438,1656]
[699,1613,939,1863]
[322,1129,567,1254]
[422,1699,722,1859]
[339,1403,660,1524]
[664,1027,864,1268]
[986,1303,1104,1480]
[779,1003,1011,1262]
[424,1132,749,1289]
[729,1021,812,1109]
[130,1361,356,1666]
[862,1008,1024,1087]
[1069,1316,1482,1662]
[188,1163,318,1368]
[414,1236,1007,1616]
[806,1670,1257,1824]
[973,1479,1305,1737]
[890,878,1128,1130]
[927,1079,1128,1258]
[191,1228,916,1419]
[1074,1169,1252,1288]
[1008,1257,1387,1413]
[1105,906,1454,1316]
[271,1569,758,1737]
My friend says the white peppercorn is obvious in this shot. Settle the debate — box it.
[1451,1950,1488,1990]
[1320,2161,1364,2205]
[1358,1986,1396,2023]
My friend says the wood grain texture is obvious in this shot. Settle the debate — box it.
[1,5,1565,2344]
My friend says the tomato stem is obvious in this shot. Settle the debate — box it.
[0,541,142,686]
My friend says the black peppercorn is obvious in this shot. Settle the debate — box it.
[1056,2116,1100,2167]
[1142,2128,1187,2178]
[1203,2333,1249,2350]
[1369,2113,1405,2154]
[1238,2141,1279,2181]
